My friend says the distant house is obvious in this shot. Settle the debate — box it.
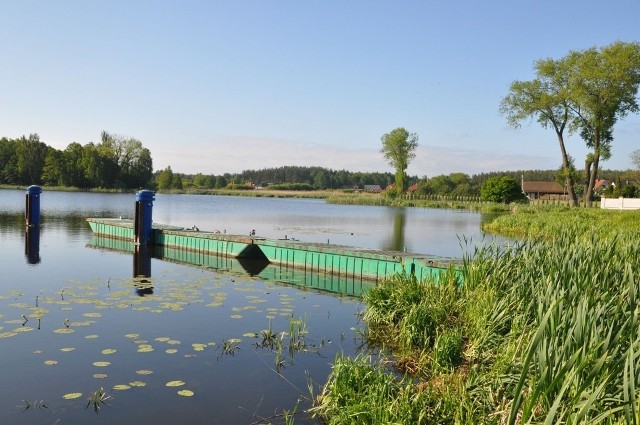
[364,185,382,193]
[522,181,566,200]
[407,183,419,192]
[594,179,611,193]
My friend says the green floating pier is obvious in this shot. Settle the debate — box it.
[86,218,459,285]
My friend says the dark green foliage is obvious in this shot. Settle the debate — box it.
[0,132,153,189]
[480,176,526,203]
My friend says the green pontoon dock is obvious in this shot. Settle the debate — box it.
[86,218,459,285]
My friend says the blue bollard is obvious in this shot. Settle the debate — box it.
[25,185,43,227]
[134,190,155,245]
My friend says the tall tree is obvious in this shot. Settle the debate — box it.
[500,58,579,206]
[565,41,640,205]
[16,134,48,185]
[380,128,418,195]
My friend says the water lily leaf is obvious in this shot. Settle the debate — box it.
[165,348,178,354]
[15,327,34,333]
[165,380,185,387]
[243,333,259,338]
[124,333,140,339]
[136,369,153,375]
[53,328,75,334]
[113,385,130,391]
[44,360,58,365]
[93,374,108,379]
[63,392,83,399]
[93,361,111,367]
[101,349,116,355]
[230,314,243,319]
[129,381,146,387]
[177,390,194,397]
[60,347,76,352]
[137,346,154,353]
[83,312,102,318]
[192,343,207,351]
[155,337,170,342]
[33,350,43,354]
[166,339,181,345]
[0,332,18,338]
[84,334,99,339]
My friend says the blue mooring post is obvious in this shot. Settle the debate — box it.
[134,190,155,245]
[25,185,42,227]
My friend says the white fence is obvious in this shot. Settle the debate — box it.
[600,197,640,210]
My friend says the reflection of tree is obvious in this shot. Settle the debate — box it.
[383,208,406,252]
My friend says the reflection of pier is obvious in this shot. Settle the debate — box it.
[87,218,459,292]
[89,235,375,297]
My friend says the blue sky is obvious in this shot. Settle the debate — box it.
[1,0,639,177]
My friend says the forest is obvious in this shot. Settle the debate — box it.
[1,133,637,198]
[0,132,153,190]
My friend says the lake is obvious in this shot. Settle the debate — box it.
[0,189,504,424]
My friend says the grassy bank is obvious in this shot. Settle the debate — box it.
[483,204,640,238]
[311,211,640,424]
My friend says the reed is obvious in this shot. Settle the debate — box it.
[313,220,640,423]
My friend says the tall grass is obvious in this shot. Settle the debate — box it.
[312,218,640,424]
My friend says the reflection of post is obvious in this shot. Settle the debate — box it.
[133,244,153,296]
[25,226,41,265]
[134,244,152,278]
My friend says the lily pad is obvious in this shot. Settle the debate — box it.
[177,390,194,397]
[112,384,130,391]
[165,380,185,387]
[44,360,58,365]
[101,349,117,355]
[136,369,153,375]
[93,361,111,367]
[63,392,83,399]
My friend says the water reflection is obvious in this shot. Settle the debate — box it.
[133,244,153,296]
[384,208,406,252]
[24,226,40,264]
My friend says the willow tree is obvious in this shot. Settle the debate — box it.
[380,127,418,195]
[500,58,579,206]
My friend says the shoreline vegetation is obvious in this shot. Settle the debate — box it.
[310,208,640,424]
[1,184,516,213]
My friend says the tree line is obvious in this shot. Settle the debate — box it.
[154,165,397,191]
[0,132,153,189]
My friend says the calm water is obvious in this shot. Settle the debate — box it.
[0,189,504,424]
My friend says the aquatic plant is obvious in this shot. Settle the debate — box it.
[20,399,48,411]
[86,387,111,413]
